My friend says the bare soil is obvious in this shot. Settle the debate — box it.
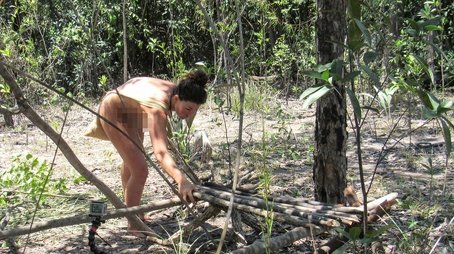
[0,97,453,253]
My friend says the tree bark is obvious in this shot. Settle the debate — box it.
[0,107,14,127]
[313,0,348,204]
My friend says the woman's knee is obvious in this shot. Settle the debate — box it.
[130,165,148,182]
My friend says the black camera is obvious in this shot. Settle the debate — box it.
[89,201,107,217]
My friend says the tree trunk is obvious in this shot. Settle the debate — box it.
[4,111,13,127]
[122,0,128,82]
[313,0,347,204]
[0,108,14,127]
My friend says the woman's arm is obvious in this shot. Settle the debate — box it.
[143,106,195,202]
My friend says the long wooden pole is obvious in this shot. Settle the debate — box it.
[0,198,181,240]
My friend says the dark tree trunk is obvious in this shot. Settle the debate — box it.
[0,103,14,127]
[313,0,348,204]
[4,112,14,127]
[0,108,14,127]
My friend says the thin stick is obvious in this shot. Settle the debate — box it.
[231,226,323,254]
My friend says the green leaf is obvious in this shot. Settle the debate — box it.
[354,19,371,46]
[424,25,442,31]
[363,51,377,65]
[302,70,323,80]
[405,29,418,37]
[315,62,333,73]
[300,85,326,100]
[332,243,349,254]
[439,117,453,155]
[417,90,440,111]
[412,53,434,85]
[331,59,345,80]
[347,0,361,19]
[348,23,364,52]
[349,226,362,240]
[422,107,438,119]
[420,17,441,28]
[0,49,11,57]
[301,85,332,109]
[346,88,362,121]
[361,65,380,86]
[377,90,391,111]
[365,224,393,238]
[214,96,224,108]
[438,100,454,114]
[321,70,330,81]
[343,71,361,82]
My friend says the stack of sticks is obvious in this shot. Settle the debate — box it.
[193,184,363,228]
[193,184,397,228]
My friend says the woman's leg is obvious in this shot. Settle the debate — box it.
[120,163,130,198]
[119,132,150,221]
[98,96,148,231]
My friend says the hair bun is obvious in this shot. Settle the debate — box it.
[188,70,208,89]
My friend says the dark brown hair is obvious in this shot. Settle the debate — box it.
[174,70,208,104]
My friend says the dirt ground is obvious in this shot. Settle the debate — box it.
[0,97,453,253]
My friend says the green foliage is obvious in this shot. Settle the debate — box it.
[0,154,68,207]
[257,116,275,253]
[231,81,279,114]
[169,116,193,161]
[333,224,393,253]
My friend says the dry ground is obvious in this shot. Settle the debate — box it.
[0,97,453,253]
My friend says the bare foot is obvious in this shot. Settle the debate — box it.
[139,213,152,222]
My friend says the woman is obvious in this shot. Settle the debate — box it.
[85,70,208,233]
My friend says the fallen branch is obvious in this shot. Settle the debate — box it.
[231,225,323,254]
[365,193,398,212]
[270,195,363,214]
[0,197,181,240]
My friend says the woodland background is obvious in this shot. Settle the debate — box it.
[1,0,454,253]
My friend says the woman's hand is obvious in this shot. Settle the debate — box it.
[178,177,196,203]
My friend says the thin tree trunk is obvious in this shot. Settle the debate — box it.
[0,108,14,127]
[313,0,348,204]
[122,0,128,82]
[216,1,246,252]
